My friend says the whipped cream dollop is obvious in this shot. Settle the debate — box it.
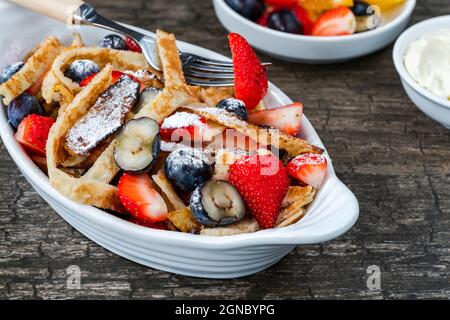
[404,29,450,100]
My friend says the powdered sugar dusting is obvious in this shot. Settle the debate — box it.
[66,76,139,155]
[127,69,157,81]
[197,107,248,127]
[292,154,327,165]
[161,141,184,152]
[167,147,211,172]
[161,112,205,129]
[65,60,100,82]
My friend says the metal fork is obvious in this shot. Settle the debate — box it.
[9,0,271,87]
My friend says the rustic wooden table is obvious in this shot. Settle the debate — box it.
[0,0,449,300]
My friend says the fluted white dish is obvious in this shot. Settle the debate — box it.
[393,16,450,129]
[0,1,359,278]
[213,0,416,63]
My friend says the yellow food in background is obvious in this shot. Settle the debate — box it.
[298,0,405,16]
[299,0,354,17]
[365,0,405,11]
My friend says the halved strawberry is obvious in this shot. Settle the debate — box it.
[229,154,289,229]
[118,173,168,223]
[248,102,303,136]
[128,217,169,230]
[15,114,55,156]
[160,112,208,143]
[228,33,268,110]
[125,36,142,53]
[80,70,140,87]
[293,6,315,35]
[311,6,356,36]
[287,154,328,188]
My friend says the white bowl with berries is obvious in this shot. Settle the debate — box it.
[0,1,359,278]
[213,0,416,63]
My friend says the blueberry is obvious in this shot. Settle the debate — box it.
[190,180,246,227]
[268,9,303,34]
[225,0,265,22]
[98,34,126,50]
[352,1,371,16]
[0,62,24,84]
[64,60,100,83]
[164,147,212,193]
[352,1,376,32]
[7,93,45,130]
[216,98,248,121]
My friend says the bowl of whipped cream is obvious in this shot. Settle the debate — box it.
[393,16,450,128]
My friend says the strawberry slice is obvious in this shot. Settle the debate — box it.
[80,70,140,87]
[160,112,208,143]
[311,6,356,36]
[287,154,328,188]
[229,154,289,229]
[125,36,142,53]
[248,102,303,136]
[228,33,268,110]
[128,217,169,230]
[15,114,55,156]
[118,173,168,223]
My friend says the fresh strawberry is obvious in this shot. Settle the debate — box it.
[15,114,55,156]
[128,217,169,230]
[125,36,142,53]
[160,112,208,143]
[229,154,289,229]
[311,6,356,36]
[80,70,140,87]
[118,173,168,223]
[228,33,268,110]
[79,73,95,87]
[248,102,303,136]
[293,6,315,35]
[287,153,327,188]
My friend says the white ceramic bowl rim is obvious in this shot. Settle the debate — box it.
[0,3,359,251]
[393,15,450,110]
[218,0,416,42]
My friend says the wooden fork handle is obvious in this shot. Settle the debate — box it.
[8,0,85,24]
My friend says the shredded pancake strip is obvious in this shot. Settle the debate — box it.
[0,37,63,105]
[84,30,200,184]
[46,65,125,213]
[182,104,323,156]
[42,47,151,112]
